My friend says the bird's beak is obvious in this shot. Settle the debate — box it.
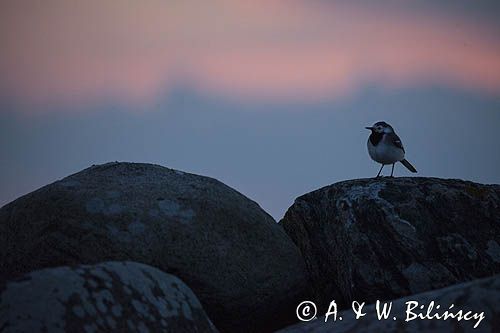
[365,127,373,130]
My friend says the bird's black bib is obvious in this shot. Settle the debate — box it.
[369,132,383,146]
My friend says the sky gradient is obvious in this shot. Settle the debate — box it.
[1,1,499,219]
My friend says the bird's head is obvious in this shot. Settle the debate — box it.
[365,121,394,134]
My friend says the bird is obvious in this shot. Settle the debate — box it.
[365,121,417,177]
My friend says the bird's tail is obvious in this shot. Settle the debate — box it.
[400,159,417,173]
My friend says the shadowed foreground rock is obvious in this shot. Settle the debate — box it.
[0,261,218,333]
[276,274,500,333]
[280,177,500,310]
[0,162,309,332]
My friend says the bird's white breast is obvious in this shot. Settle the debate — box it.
[367,137,404,164]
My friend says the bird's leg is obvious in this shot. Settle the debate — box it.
[376,164,384,178]
[390,163,395,177]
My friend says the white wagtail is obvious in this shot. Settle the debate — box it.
[365,121,417,177]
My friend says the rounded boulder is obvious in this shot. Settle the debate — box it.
[0,162,309,332]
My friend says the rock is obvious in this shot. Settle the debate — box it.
[280,177,500,310]
[276,274,500,332]
[0,162,309,332]
[0,261,218,333]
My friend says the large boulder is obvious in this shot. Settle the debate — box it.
[280,177,500,310]
[0,261,218,333]
[276,274,500,332]
[0,162,309,332]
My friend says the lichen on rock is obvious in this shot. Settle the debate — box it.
[280,177,500,309]
[0,261,218,333]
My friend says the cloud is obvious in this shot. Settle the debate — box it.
[1,0,499,110]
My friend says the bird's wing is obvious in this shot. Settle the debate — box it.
[388,132,405,153]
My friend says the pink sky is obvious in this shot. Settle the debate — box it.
[1,0,500,110]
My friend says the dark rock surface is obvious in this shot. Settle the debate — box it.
[280,177,500,310]
[276,274,500,333]
[0,261,218,333]
[0,162,309,332]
